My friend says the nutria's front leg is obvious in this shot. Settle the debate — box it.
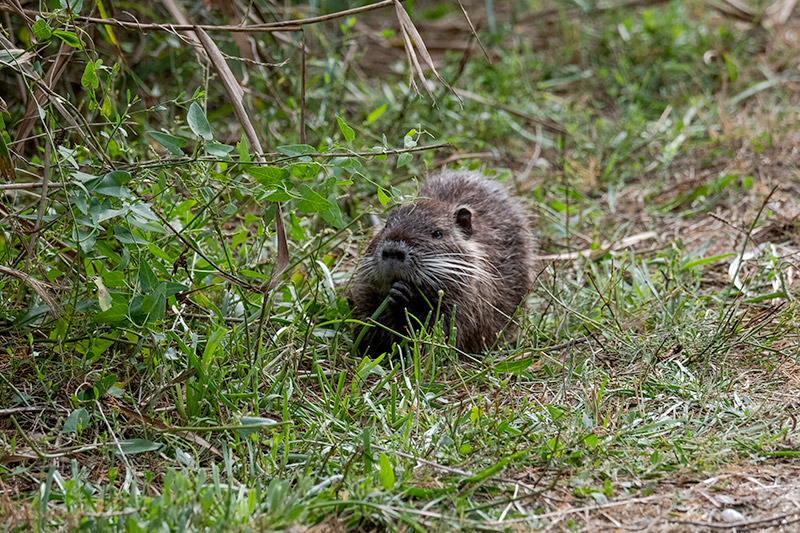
[354,280,436,355]
[351,281,411,355]
[387,280,413,307]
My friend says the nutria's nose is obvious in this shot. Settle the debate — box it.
[382,246,406,262]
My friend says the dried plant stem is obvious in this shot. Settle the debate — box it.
[1,0,399,33]
[300,30,307,145]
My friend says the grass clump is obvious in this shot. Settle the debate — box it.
[2,0,800,530]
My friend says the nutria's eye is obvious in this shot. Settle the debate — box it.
[431,229,443,239]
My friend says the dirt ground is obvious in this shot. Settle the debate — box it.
[532,463,800,531]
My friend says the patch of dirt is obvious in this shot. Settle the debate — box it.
[527,463,800,531]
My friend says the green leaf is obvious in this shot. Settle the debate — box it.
[495,357,534,375]
[377,188,391,205]
[62,408,90,434]
[297,184,332,213]
[101,271,125,288]
[546,405,564,421]
[141,282,166,324]
[73,227,97,253]
[248,166,289,187]
[362,428,373,471]
[81,60,99,89]
[100,95,113,118]
[53,29,82,48]
[366,104,387,124]
[396,152,412,168]
[148,131,187,156]
[319,201,344,228]
[92,277,112,311]
[236,134,251,163]
[723,53,738,83]
[187,102,213,140]
[147,243,171,262]
[266,188,294,202]
[290,162,322,180]
[470,406,480,423]
[205,141,234,157]
[236,416,279,438]
[337,115,355,142]
[89,198,125,223]
[115,439,162,455]
[164,282,188,297]
[240,269,270,281]
[463,455,512,483]
[138,259,159,293]
[276,144,315,157]
[113,226,149,245]
[379,453,395,489]
[201,326,226,374]
[744,291,787,304]
[91,373,117,399]
[93,301,128,323]
[682,253,735,270]
[87,170,131,198]
[32,19,52,41]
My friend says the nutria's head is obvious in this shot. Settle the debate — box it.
[357,199,480,294]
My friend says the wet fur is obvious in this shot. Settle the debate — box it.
[349,171,537,354]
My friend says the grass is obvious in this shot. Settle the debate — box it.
[2,0,800,530]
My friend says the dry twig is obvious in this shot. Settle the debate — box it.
[0,0,399,33]
[0,265,62,316]
[393,0,462,106]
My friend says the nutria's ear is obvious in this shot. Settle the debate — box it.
[454,207,472,237]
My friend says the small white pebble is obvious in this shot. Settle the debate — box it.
[721,508,745,522]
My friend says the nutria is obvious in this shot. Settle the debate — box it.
[349,170,537,355]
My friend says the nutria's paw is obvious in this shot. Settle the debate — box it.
[388,280,413,307]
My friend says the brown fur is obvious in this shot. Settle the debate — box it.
[349,171,537,354]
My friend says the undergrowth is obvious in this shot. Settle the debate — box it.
[1,0,799,531]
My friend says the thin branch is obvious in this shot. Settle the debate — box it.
[456,0,491,64]
[0,406,54,416]
[455,88,566,133]
[300,29,307,145]
[28,135,51,262]
[0,265,62,315]
[668,510,800,530]
[2,0,398,33]
[496,494,663,524]
[1,143,453,189]
[124,142,453,171]
[520,0,673,22]
[0,182,68,190]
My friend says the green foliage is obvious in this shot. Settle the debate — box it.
[0,0,797,530]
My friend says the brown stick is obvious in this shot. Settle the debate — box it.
[300,29,307,145]
[28,138,50,263]
[520,0,673,22]
[13,41,74,148]
[195,27,289,290]
[1,0,398,33]
[455,88,566,133]
[122,142,454,171]
[0,182,68,190]
[161,0,204,55]
[456,0,491,64]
